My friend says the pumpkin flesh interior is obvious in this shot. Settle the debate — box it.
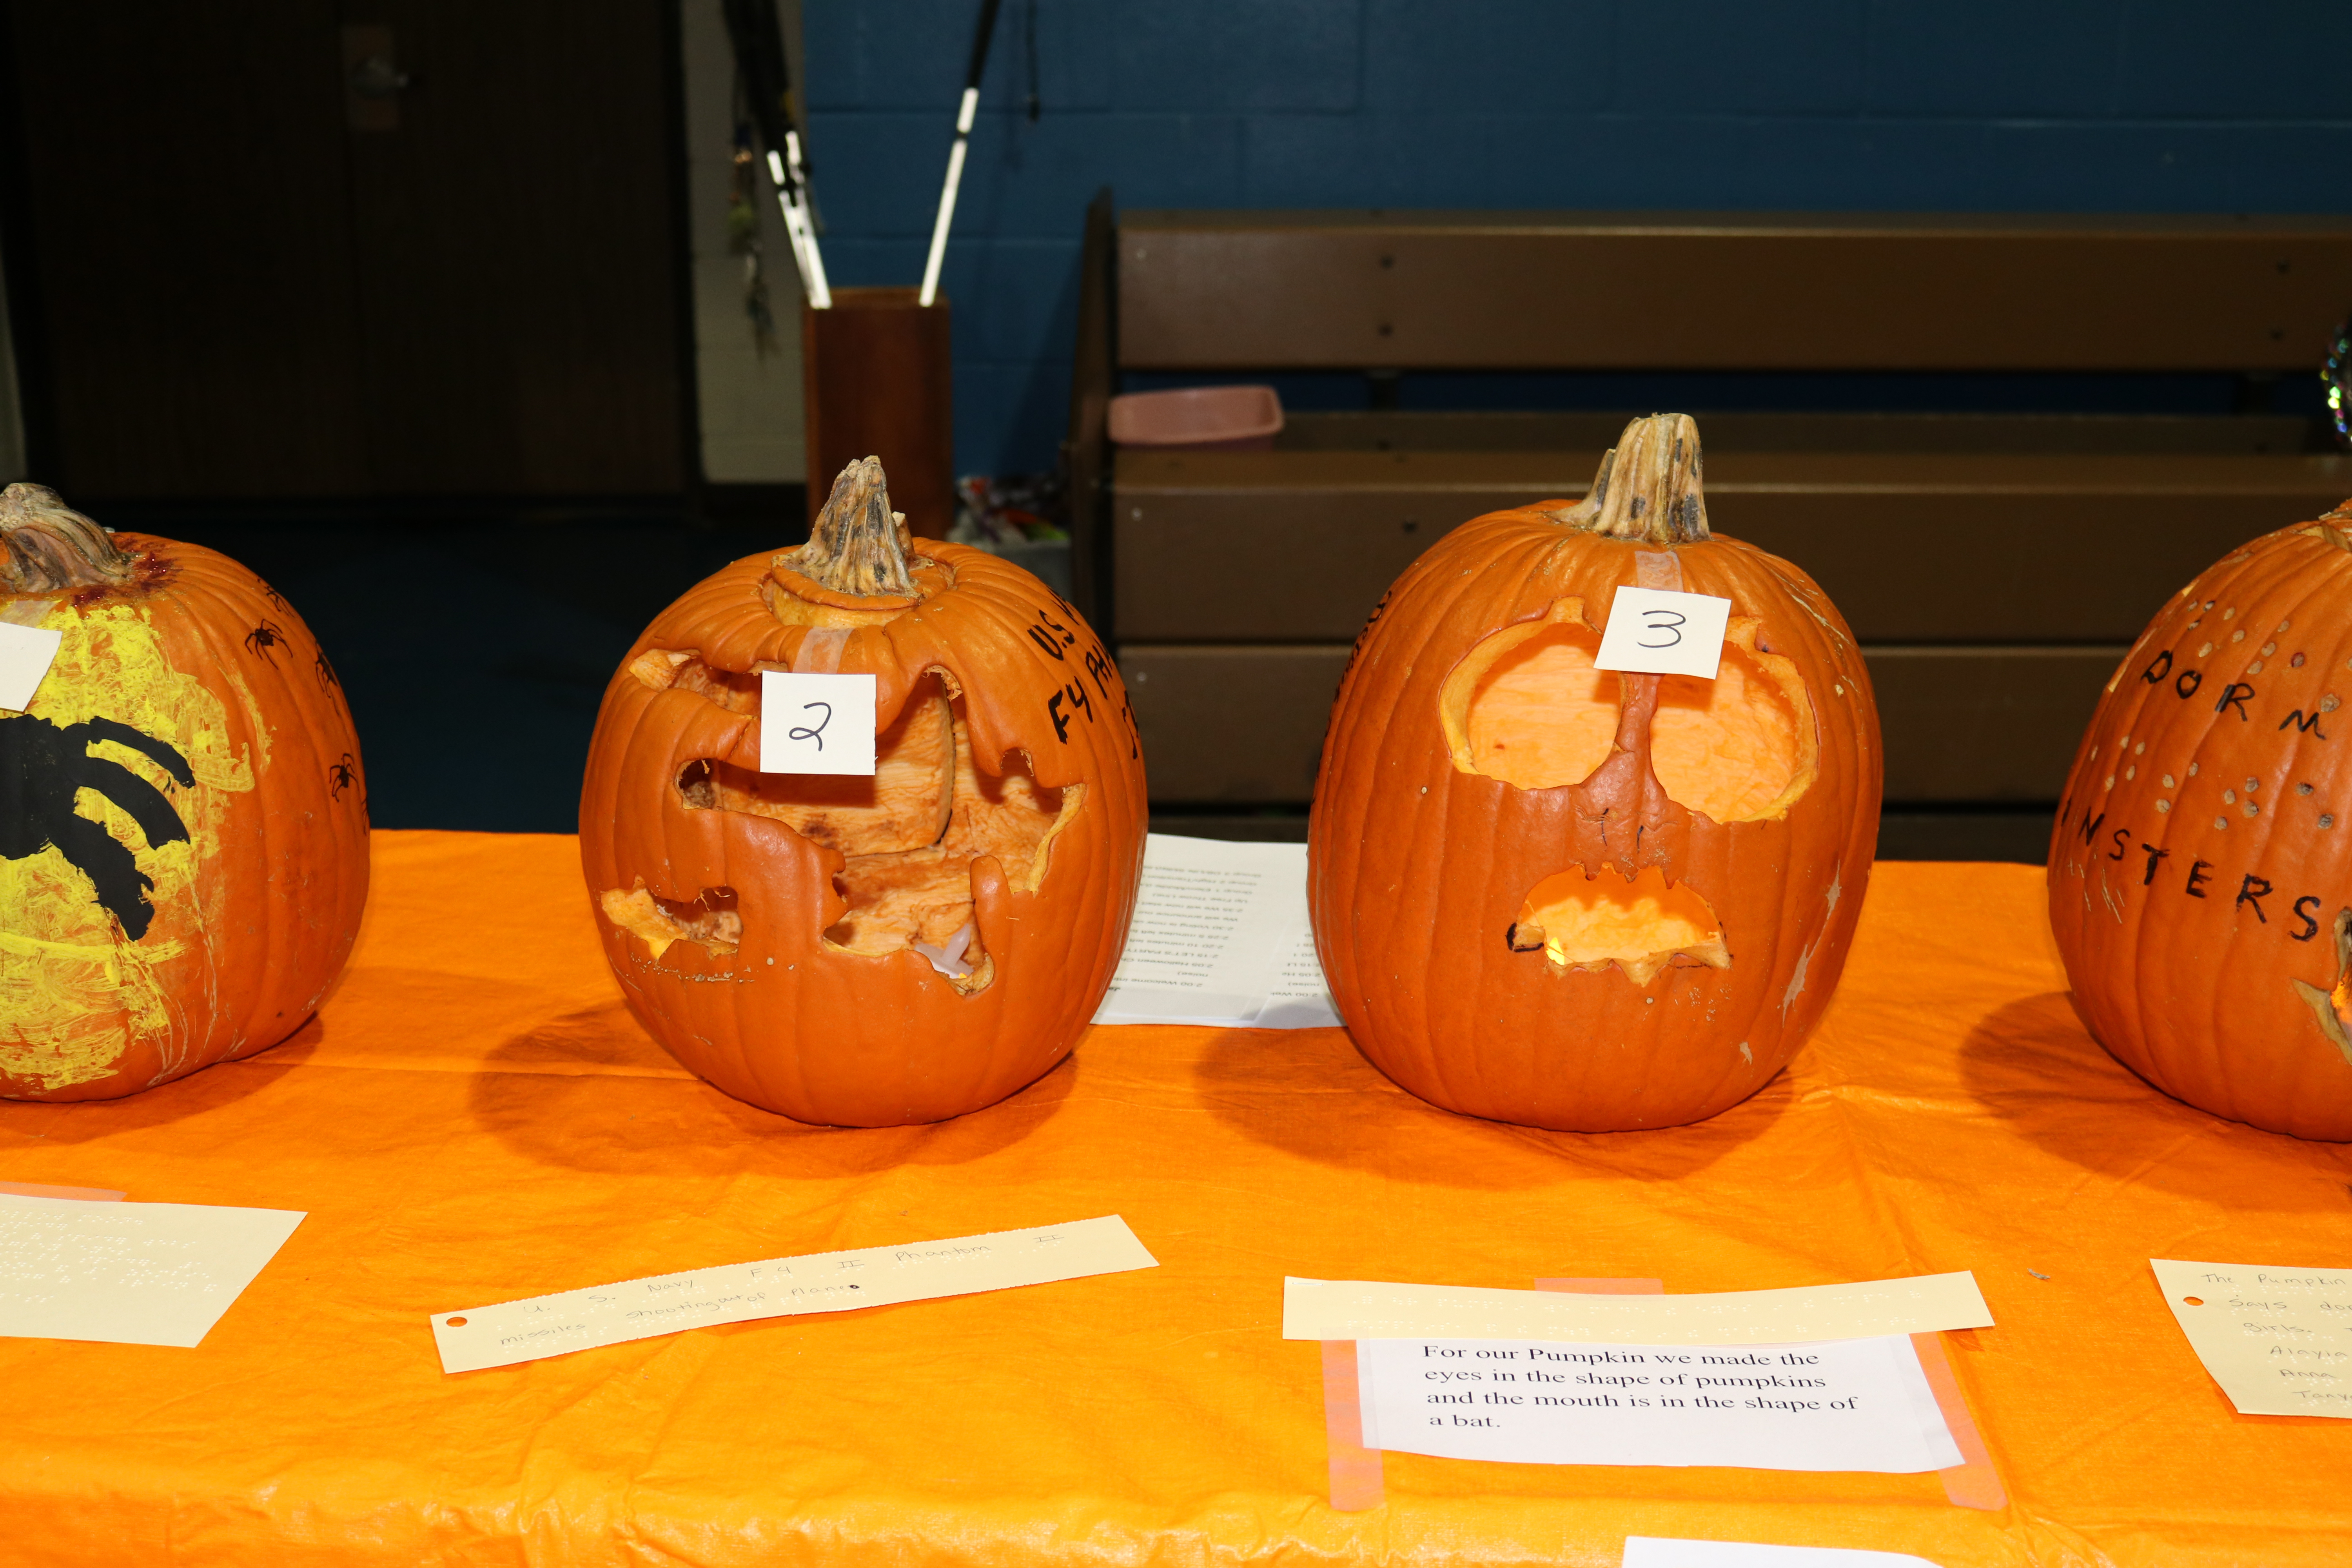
[1450,623,1619,789]
[656,660,1070,987]
[1650,642,1808,824]
[1514,865,1730,986]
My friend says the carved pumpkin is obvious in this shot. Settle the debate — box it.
[0,484,370,1101]
[579,457,1147,1125]
[2050,501,2352,1140]
[1308,414,1881,1132]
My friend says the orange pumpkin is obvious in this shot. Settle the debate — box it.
[1308,414,1881,1132]
[0,483,370,1101]
[2050,500,2352,1140]
[579,457,1147,1125]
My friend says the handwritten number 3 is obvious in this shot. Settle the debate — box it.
[788,701,831,750]
[1637,609,1686,649]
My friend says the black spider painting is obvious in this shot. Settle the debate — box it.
[328,753,358,799]
[244,621,288,661]
[0,713,196,941]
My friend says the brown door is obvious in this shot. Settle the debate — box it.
[5,0,686,500]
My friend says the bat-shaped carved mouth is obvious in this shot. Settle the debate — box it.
[0,713,196,940]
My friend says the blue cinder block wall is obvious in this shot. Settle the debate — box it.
[805,2,2352,479]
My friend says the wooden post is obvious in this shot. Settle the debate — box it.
[802,287,955,538]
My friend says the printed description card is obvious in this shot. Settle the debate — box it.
[2152,1258,2352,1416]
[1094,835,1339,1028]
[0,1194,305,1347]
[432,1215,1158,1374]
[1359,1335,1960,1473]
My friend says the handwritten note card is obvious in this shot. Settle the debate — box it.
[1285,1273,1993,1345]
[1596,586,1732,679]
[2151,1258,2352,1416]
[1359,1334,1959,1473]
[0,1194,304,1348]
[431,1215,1157,1374]
[0,620,63,711]
[1624,1539,1945,1568]
[1094,836,1339,1028]
[759,670,877,775]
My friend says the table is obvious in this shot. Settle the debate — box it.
[3,831,2347,1567]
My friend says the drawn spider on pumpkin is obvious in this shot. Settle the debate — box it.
[328,753,359,799]
[314,647,339,691]
[0,713,194,941]
[244,620,289,661]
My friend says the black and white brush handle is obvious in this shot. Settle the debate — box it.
[919,0,1004,309]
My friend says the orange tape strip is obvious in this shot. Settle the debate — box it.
[1912,1330,2007,1511]
[0,1181,124,1202]
[1318,1338,1385,1511]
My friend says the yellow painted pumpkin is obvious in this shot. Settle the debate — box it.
[0,484,370,1100]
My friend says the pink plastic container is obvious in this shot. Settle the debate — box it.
[1108,385,1284,450]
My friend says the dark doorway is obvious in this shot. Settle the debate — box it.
[1,0,690,503]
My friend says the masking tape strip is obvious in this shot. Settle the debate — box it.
[1319,1338,1385,1511]
[1911,1330,2006,1511]
[0,1181,123,1202]
[792,626,850,674]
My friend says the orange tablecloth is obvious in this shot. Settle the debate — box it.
[3,831,2348,1567]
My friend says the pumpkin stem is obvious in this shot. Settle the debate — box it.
[1557,413,1710,544]
[786,456,917,599]
[0,483,134,592]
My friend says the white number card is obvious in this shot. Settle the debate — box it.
[1595,586,1732,680]
[0,621,63,712]
[759,671,876,776]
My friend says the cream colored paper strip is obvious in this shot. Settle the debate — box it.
[2151,1258,2352,1417]
[1284,1273,1993,1345]
[432,1215,1158,1374]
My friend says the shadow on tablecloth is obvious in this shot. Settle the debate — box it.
[1956,990,2352,1212]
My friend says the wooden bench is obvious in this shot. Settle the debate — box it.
[1063,201,2352,851]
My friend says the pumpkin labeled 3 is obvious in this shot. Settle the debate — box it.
[0,484,370,1101]
[2051,501,2352,1140]
[1309,415,1882,1132]
[579,458,1147,1126]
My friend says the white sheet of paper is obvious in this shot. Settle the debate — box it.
[0,1194,304,1348]
[1360,1334,1959,1473]
[1285,1273,1993,1344]
[2151,1258,2352,1416]
[1625,1539,1945,1568]
[432,1214,1157,1374]
[759,670,877,775]
[1595,586,1732,678]
[0,620,64,711]
[1094,835,1337,1027]
[1254,923,1342,1028]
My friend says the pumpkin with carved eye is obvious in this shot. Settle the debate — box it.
[1308,414,1882,1132]
[2049,501,2352,1140]
[578,457,1148,1126]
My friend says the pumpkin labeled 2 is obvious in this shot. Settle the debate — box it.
[1309,415,1881,1132]
[579,458,1147,1126]
[0,484,370,1101]
[2050,501,2352,1140]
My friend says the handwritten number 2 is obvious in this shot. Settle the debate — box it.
[1637,608,1686,649]
[788,701,831,751]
